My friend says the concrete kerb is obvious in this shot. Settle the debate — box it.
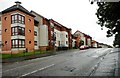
[115,48,120,76]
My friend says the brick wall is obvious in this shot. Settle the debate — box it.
[2,12,11,51]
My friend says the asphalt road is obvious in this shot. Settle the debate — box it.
[2,48,112,77]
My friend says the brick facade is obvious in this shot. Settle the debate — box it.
[1,1,96,53]
[73,30,92,48]
[50,19,72,50]
[2,12,11,51]
[1,2,35,53]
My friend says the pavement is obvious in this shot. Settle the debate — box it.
[91,48,120,76]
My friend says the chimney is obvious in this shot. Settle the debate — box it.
[15,1,21,7]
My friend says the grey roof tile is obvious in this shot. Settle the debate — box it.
[2,4,35,17]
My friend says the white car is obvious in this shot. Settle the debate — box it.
[79,45,89,50]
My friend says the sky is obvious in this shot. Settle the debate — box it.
[0,0,114,46]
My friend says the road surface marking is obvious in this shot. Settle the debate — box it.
[110,50,113,52]
[19,64,55,77]
[92,55,98,58]
[73,50,86,54]
[2,62,36,73]
[2,56,55,73]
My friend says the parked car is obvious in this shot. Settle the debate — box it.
[86,45,89,49]
[79,45,89,50]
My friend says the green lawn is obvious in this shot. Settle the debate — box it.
[0,50,52,59]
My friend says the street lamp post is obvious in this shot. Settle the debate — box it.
[53,32,56,53]
[50,22,56,53]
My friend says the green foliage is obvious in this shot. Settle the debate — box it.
[80,40,84,46]
[96,2,120,46]
[96,2,120,36]
[1,51,50,59]
[113,33,120,47]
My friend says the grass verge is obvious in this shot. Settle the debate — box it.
[0,50,52,59]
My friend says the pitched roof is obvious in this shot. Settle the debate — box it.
[1,4,35,17]
[30,10,45,18]
[50,19,71,30]
[73,30,92,38]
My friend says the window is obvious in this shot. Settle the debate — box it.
[4,17,7,20]
[66,35,68,38]
[11,14,25,24]
[22,16,24,24]
[18,15,22,23]
[28,19,31,22]
[5,41,7,44]
[34,20,39,26]
[34,31,37,36]
[66,41,68,45]
[11,39,25,48]
[0,41,2,47]
[29,41,31,44]
[29,30,31,33]
[34,41,37,46]
[0,30,1,35]
[18,27,25,35]
[5,29,7,32]
[11,26,25,36]
[58,41,60,46]
[12,27,18,35]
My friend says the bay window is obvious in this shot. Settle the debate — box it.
[34,41,37,46]
[11,39,25,48]
[11,14,25,24]
[11,26,25,36]
[34,31,37,36]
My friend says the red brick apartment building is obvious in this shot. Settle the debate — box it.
[0,13,2,52]
[31,11,73,50]
[49,19,72,50]
[73,30,92,48]
[0,2,73,53]
[0,1,35,53]
[92,40,99,48]
[30,11,49,51]
[31,11,55,51]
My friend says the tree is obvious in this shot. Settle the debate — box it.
[113,33,120,47]
[95,2,120,47]
[80,40,84,46]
